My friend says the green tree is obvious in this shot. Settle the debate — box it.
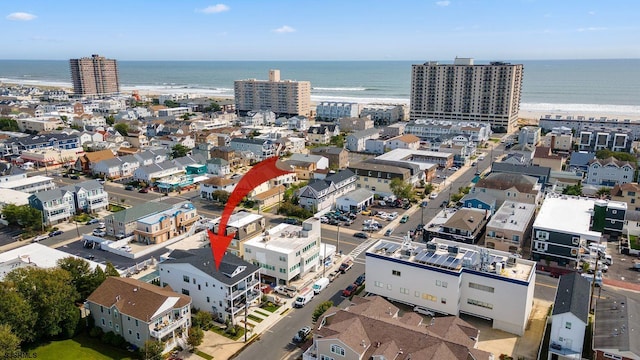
[595,149,637,163]
[192,310,213,330]
[140,340,164,360]
[163,100,180,108]
[596,187,611,197]
[57,257,94,301]
[211,190,230,203]
[187,326,204,349]
[329,135,345,148]
[114,123,129,136]
[0,282,38,343]
[389,178,414,200]
[4,267,80,341]
[0,324,20,359]
[312,301,334,322]
[205,102,222,112]
[171,144,191,158]
[0,118,20,132]
[180,113,191,120]
[104,262,120,277]
[563,182,583,196]
[105,115,115,126]
[1,204,43,232]
[424,183,435,195]
[88,266,107,292]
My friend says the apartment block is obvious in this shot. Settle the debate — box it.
[365,237,536,335]
[586,157,635,186]
[211,212,266,257]
[484,201,536,255]
[578,128,632,152]
[70,54,120,95]
[360,104,405,125]
[315,101,359,121]
[405,119,492,143]
[539,114,640,141]
[410,58,523,133]
[234,69,311,117]
[134,202,198,245]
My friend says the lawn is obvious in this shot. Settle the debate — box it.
[29,333,137,360]
[109,204,126,212]
[247,314,264,323]
[210,325,246,341]
[196,350,213,360]
[254,310,270,317]
[261,303,281,313]
[630,235,639,250]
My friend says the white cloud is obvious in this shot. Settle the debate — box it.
[197,4,230,14]
[273,25,296,34]
[6,12,37,21]
[577,26,607,32]
[436,1,450,6]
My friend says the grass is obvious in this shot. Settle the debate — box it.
[73,213,93,223]
[210,325,246,341]
[630,235,640,250]
[262,303,281,313]
[108,204,126,212]
[247,314,264,323]
[29,333,137,360]
[254,310,270,317]
[489,138,501,143]
[196,350,213,360]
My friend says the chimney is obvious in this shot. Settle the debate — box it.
[550,135,556,150]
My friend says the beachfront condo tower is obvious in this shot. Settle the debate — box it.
[69,54,120,96]
[410,57,523,133]
[234,69,311,117]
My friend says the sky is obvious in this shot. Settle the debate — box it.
[1,0,638,61]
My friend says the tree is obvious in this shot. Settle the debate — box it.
[389,178,414,200]
[187,326,204,349]
[104,262,120,277]
[0,324,20,359]
[312,301,334,322]
[0,282,38,343]
[424,183,435,195]
[596,187,611,198]
[192,310,213,330]
[204,102,222,112]
[57,257,94,301]
[4,267,80,341]
[563,182,583,196]
[1,204,43,232]
[114,123,129,136]
[211,190,230,203]
[140,340,164,360]
[88,266,107,293]
[0,118,20,132]
[105,115,115,126]
[180,113,191,120]
[171,144,190,158]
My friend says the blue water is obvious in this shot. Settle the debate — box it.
[1,59,639,114]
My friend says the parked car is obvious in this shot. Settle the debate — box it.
[292,326,311,343]
[430,193,438,199]
[125,185,134,191]
[70,175,80,180]
[138,188,149,193]
[339,258,354,273]
[413,306,435,317]
[353,232,368,239]
[97,222,106,229]
[384,228,393,236]
[355,274,366,286]
[87,218,100,225]
[48,230,63,237]
[342,284,358,297]
[284,218,301,225]
[420,201,428,208]
[361,210,371,216]
[379,201,387,207]
[319,216,329,224]
[92,230,106,237]
[328,270,341,282]
[31,234,49,243]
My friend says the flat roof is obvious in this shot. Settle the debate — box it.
[376,148,453,161]
[0,188,31,206]
[244,223,315,255]
[487,201,536,232]
[0,175,54,188]
[213,212,263,229]
[366,238,534,283]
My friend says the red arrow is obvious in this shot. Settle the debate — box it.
[208,156,292,269]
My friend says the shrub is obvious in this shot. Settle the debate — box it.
[101,331,115,344]
[89,326,103,338]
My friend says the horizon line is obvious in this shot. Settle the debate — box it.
[1,57,639,62]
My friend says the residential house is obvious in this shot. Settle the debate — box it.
[28,188,76,225]
[501,153,528,165]
[159,249,261,325]
[346,128,380,152]
[541,126,573,152]
[200,177,240,200]
[490,162,552,187]
[365,237,536,336]
[484,201,536,255]
[297,170,357,213]
[243,218,321,286]
[250,184,285,213]
[472,173,542,206]
[93,155,141,179]
[211,212,266,257]
[152,134,195,150]
[229,138,276,162]
[586,157,636,186]
[405,119,492,143]
[172,154,207,174]
[0,175,56,194]
[348,161,412,196]
[381,122,406,137]
[360,104,405,125]
[104,202,175,238]
[386,134,420,151]
[133,161,183,184]
[567,151,595,175]
[518,126,541,146]
[134,202,198,245]
[282,159,316,180]
[75,149,115,174]
[206,158,230,176]
[461,192,497,215]
[310,146,349,169]
[315,101,359,121]
[86,277,191,353]
[532,146,565,171]
[593,293,640,360]
[548,273,590,360]
[338,116,374,132]
[424,208,489,244]
[610,182,640,211]
[275,136,305,156]
[578,128,632,153]
[335,188,374,213]
[289,153,329,170]
[134,150,169,167]
[532,194,627,267]
[62,180,109,213]
[78,131,105,146]
[307,124,339,145]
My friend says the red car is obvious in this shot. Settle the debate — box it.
[342,284,357,297]
[138,188,149,193]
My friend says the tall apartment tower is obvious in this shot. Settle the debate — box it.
[410,57,524,133]
[234,70,311,117]
[69,54,120,96]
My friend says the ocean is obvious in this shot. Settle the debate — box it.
[1,59,640,115]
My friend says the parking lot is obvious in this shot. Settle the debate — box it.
[602,241,640,284]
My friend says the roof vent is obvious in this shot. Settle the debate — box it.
[361,340,366,347]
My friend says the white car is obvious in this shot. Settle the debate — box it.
[430,193,438,199]
[92,230,106,237]
[450,167,459,171]
[413,306,435,317]
[31,234,49,243]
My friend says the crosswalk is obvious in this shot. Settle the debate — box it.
[349,237,378,259]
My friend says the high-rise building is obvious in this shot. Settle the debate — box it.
[234,69,311,117]
[410,57,523,133]
[69,54,120,96]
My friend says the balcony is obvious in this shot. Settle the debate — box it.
[149,316,188,339]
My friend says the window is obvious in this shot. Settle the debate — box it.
[320,356,335,360]
[135,319,138,326]
[183,275,190,283]
[436,280,441,286]
[441,298,447,304]
[467,298,493,309]
[603,353,623,360]
[565,322,572,329]
[392,270,401,277]
[387,284,392,290]
[536,231,549,240]
[182,289,190,296]
[572,236,580,245]
[330,344,345,356]
[136,332,140,340]
[415,291,420,297]
[207,297,210,303]
[469,282,495,293]
[109,321,112,328]
[374,281,383,288]
[115,324,119,332]
[101,318,105,326]
[400,287,409,295]
[422,293,437,302]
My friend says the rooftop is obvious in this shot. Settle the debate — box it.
[487,201,536,232]
[162,248,260,286]
[366,237,534,283]
[138,202,196,225]
[0,175,54,189]
[376,148,454,162]
[244,219,320,255]
[593,293,640,357]
[213,211,263,229]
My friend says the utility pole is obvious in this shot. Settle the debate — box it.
[336,223,341,256]
[322,241,326,277]
[589,250,600,312]
[244,299,248,342]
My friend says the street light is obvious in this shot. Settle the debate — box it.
[336,223,341,256]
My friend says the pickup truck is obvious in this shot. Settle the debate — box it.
[339,259,353,274]
[274,285,298,298]
[328,270,341,282]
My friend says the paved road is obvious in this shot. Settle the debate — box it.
[234,263,364,360]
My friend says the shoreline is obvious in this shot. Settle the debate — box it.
[3,79,640,121]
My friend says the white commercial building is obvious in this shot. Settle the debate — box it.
[315,101,359,121]
[0,175,56,194]
[365,237,536,335]
[243,218,321,286]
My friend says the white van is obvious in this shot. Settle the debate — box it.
[294,287,315,308]
[312,277,330,294]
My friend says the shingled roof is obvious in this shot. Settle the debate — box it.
[475,172,539,194]
[552,272,590,323]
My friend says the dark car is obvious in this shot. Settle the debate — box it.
[355,274,366,286]
[70,175,80,180]
[138,188,149,193]
[125,185,134,191]
[48,230,63,237]
[87,218,100,225]
[342,284,358,297]
[284,218,301,225]
[353,232,368,239]
[292,326,311,343]
[62,173,70,178]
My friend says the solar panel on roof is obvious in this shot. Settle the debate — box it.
[442,256,456,268]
